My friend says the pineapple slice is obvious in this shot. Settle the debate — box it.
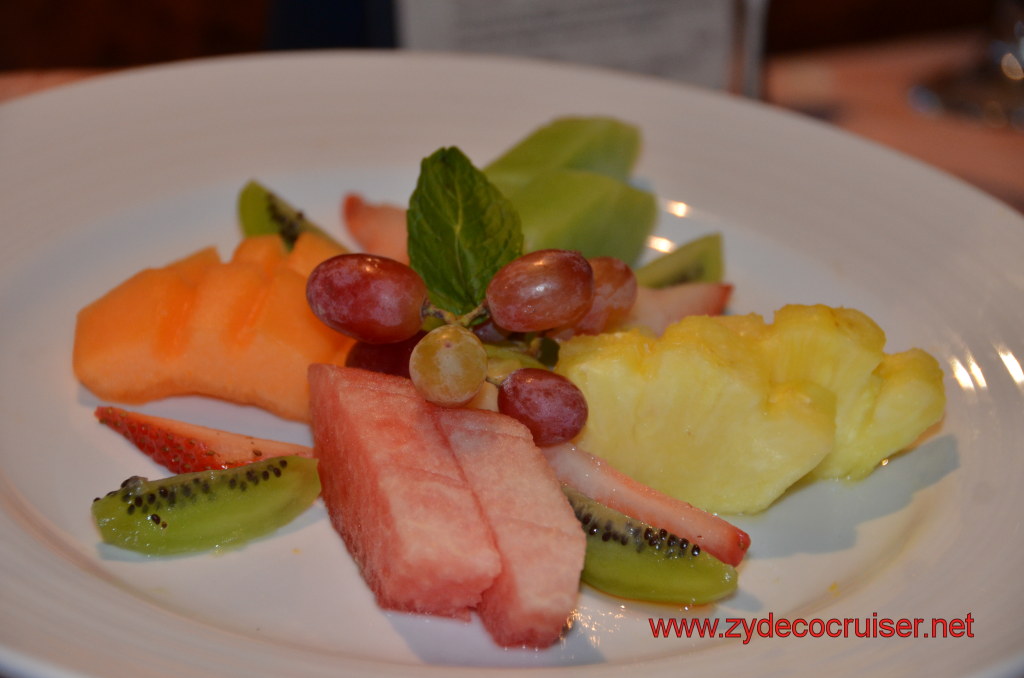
[557,315,836,514]
[753,305,946,480]
[555,305,945,514]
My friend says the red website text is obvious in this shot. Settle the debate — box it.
[649,612,975,644]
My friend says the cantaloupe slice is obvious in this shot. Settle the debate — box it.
[167,246,221,284]
[73,249,218,404]
[285,230,347,277]
[230,233,287,276]
[73,232,352,421]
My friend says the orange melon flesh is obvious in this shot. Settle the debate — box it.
[230,233,287,276]
[72,232,351,421]
[435,408,585,648]
[72,251,216,404]
[308,365,501,620]
[176,260,272,411]
[166,246,221,285]
[286,230,347,277]
[234,267,351,420]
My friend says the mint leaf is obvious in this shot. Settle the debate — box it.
[407,147,523,315]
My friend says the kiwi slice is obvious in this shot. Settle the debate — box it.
[237,180,341,250]
[634,233,724,288]
[91,456,320,556]
[564,486,738,605]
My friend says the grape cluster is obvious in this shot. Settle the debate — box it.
[305,249,638,445]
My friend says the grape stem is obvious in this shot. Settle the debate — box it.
[422,300,489,328]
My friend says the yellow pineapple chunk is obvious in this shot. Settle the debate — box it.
[555,304,945,514]
[557,315,836,514]
[753,306,946,480]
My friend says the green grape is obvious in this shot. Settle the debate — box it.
[409,325,488,407]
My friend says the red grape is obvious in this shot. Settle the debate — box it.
[497,368,588,445]
[306,254,427,344]
[471,318,510,344]
[344,331,426,378]
[571,256,638,335]
[485,250,594,333]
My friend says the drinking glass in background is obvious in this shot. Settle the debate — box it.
[393,0,771,98]
[732,0,771,98]
[910,0,1024,131]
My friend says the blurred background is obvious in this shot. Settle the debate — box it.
[1,0,1021,211]
[0,0,996,69]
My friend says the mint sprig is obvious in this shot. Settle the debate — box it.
[407,147,523,316]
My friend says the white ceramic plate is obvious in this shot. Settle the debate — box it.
[1,52,1022,678]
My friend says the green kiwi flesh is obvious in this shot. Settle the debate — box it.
[564,486,738,605]
[237,180,342,250]
[634,233,724,288]
[91,456,320,556]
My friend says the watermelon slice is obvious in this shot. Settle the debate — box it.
[435,408,585,648]
[307,365,501,620]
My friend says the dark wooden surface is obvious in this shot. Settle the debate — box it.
[1,0,998,69]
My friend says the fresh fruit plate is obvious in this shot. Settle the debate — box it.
[1,51,1023,678]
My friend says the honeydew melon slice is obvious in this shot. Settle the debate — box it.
[484,117,658,265]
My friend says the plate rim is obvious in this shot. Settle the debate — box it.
[1,49,1023,678]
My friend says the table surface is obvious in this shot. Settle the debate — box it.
[764,31,1024,215]
[2,33,1022,214]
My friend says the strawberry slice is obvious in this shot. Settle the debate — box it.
[94,406,313,473]
[341,193,409,264]
[541,442,750,567]
[621,282,733,336]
